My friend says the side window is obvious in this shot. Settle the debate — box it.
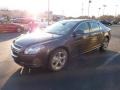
[89,22,100,32]
[75,22,89,34]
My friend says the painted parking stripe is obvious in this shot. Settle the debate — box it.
[97,51,120,69]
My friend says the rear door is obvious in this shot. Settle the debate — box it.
[97,22,105,43]
[71,21,91,53]
[88,21,102,49]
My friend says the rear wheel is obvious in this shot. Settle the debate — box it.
[48,48,68,72]
[100,37,109,51]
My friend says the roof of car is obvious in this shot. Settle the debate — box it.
[62,19,97,22]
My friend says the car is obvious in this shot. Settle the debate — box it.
[12,18,43,33]
[112,20,120,24]
[11,19,111,72]
[11,18,34,31]
[0,22,25,33]
[100,20,112,26]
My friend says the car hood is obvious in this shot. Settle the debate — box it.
[14,31,61,47]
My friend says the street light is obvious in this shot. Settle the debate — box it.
[88,0,92,18]
[98,8,101,17]
[81,1,84,16]
[103,5,107,16]
[115,5,118,17]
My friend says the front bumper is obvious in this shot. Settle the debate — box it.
[11,45,48,68]
[13,55,43,68]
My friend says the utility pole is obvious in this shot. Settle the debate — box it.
[98,8,101,17]
[48,0,50,25]
[103,5,107,16]
[62,10,64,16]
[81,1,84,16]
[115,5,118,17]
[88,0,92,18]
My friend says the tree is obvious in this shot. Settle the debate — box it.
[76,16,89,19]
[99,15,114,21]
[114,15,120,23]
[65,16,75,19]
[91,16,96,19]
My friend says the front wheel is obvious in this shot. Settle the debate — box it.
[17,28,22,33]
[48,48,68,72]
[100,37,109,51]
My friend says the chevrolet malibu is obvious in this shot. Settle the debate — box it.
[11,19,111,72]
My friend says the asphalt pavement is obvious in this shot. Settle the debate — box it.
[0,25,120,90]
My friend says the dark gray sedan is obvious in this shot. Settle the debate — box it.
[11,19,111,72]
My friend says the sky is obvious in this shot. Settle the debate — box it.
[0,0,120,17]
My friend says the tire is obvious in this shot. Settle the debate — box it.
[48,48,68,72]
[100,37,109,51]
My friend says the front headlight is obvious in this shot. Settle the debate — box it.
[24,44,45,54]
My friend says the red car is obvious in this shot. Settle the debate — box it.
[0,22,24,33]
[12,18,39,32]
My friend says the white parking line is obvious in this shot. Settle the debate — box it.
[97,51,120,69]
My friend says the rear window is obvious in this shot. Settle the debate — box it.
[99,22,110,30]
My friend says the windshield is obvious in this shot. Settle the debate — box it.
[45,21,78,35]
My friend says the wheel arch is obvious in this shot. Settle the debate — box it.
[49,46,70,56]
[105,35,110,41]
[47,46,70,60]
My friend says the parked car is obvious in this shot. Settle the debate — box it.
[100,20,112,26]
[112,20,120,24]
[0,22,25,33]
[11,19,111,71]
[12,18,43,33]
[11,18,34,31]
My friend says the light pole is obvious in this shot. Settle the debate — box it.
[88,0,92,18]
[98,8,101,17]
[103,5,107,16]
[115,5,118,17]
[48,0,50,25]
[81,1,84,16]
[61,10,64,16]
